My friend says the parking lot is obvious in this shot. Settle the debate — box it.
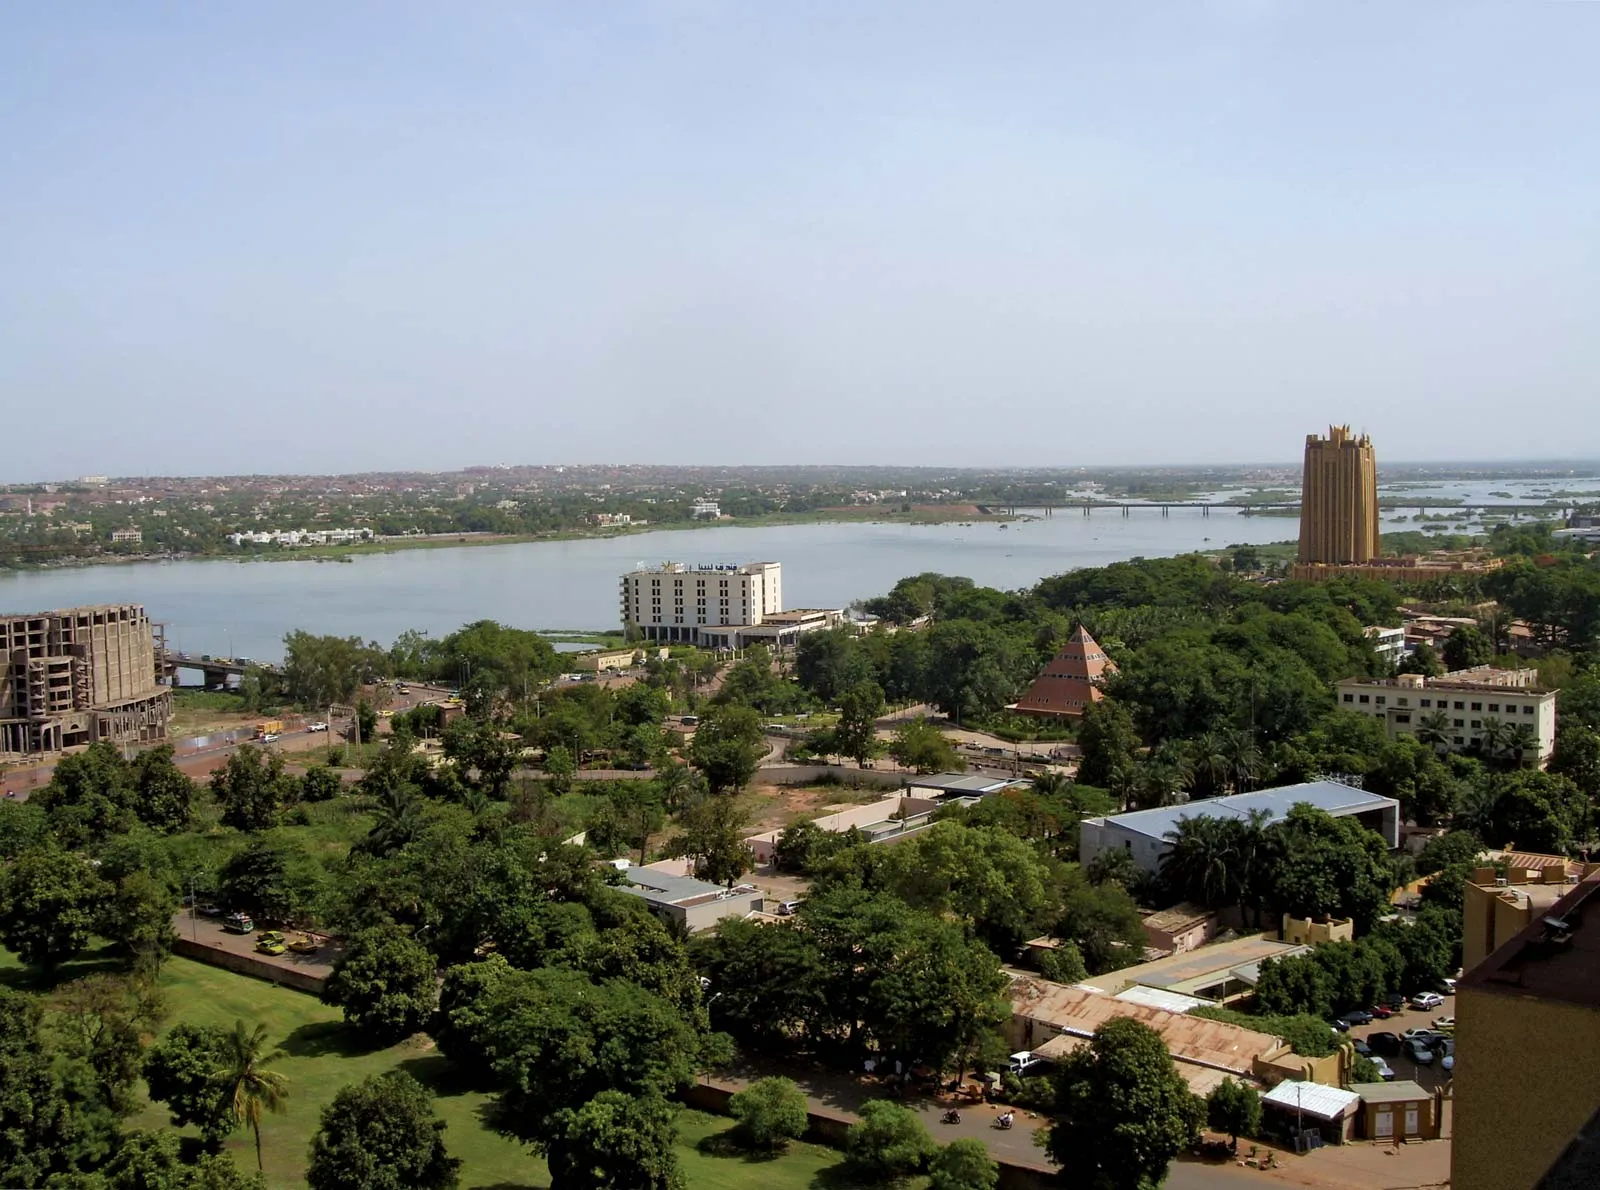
[1341,993,1457,1095]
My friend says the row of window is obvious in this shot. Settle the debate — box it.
[1344,692,1535,715]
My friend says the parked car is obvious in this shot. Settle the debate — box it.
[1367,1032,1402,1056]
[223,912,254,934]
[1442,977,1458,995]
[1440,1040,1455,1073]
[1329,1017,1350,1033]
[1369,1056,1396,1081]
[288,934,321,954]
[307,721,329,733]
[1370,1003,1394,1019]
[1351,1038,1372,1057]
[1411,991,1445,1011]
[1402,1028,1443,1045]
[259,732,280,743]
[1007,1051,1042,1076]
[197,902,224,918]
[1432,1016,1456,1032]
[1338,1009,1374,1027]
[258,930,285,945]
[776,900,804,917]
[255,937,286,956]
[1406,1040,1437,1065]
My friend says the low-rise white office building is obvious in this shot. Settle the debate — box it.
[620,561,842,647]
[1334,666,1557,765]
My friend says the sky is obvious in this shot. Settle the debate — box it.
[2,2,1597,480]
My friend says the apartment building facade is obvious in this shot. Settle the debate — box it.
[620,561,783,644]
[1334,666,1557,765]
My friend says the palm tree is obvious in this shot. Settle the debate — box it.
[1508,723,1539,769]
[1186,732,1230,799]
[1220,728,1265,794]
[214,1021,289,1172]
[363,783,424,856]
[1229,809,1276,928]
[1159,816,1237,908]
[1416,710,1452,755]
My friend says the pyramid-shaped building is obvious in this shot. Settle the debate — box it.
[1015,624,1116,719]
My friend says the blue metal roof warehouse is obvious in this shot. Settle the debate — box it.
[1078,780,1400,875]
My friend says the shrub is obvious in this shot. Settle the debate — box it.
[728,1076,808,1150]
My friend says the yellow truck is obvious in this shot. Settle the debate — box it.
[254,720,284,740]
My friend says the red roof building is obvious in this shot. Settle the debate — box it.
[1015,624,1116,719]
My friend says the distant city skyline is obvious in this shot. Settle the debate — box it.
[3,3,1597,480]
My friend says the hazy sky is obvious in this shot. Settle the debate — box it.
[3,2,1597,480]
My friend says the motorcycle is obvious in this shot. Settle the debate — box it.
[993,1113,1015,1131]
[941,1109,962,1125]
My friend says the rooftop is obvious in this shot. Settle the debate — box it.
[905,772,1022,796]
[1008,976,1283,1075]
[1106,935,1309,993]
[620,870,757,909]
[1339,665,1551,694]
[1088,780,1395,845]
[1349,1080,1430,1104]
[1462,874,1600,1011]
[1143,903,1217,934]
[1262,1081,1361,1120]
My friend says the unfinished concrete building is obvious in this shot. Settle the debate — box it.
[0,604,171,758]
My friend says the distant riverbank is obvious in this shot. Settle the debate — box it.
[2,505,1018,572]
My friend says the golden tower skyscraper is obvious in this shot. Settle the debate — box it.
[1297,426,1379,565]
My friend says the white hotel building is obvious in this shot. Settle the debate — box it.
[620,561,839,648]
[1334,666,1558,766]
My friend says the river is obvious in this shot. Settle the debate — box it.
[1,475,1592,661]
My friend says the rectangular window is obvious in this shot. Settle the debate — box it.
[1395,714,1411,724]
[1471,702,1482,712]
[1359,695,1370,704]
[1488,704,1500,713]
[1454,701,1465,710]
[1397,698,1409,707]
[1470,720,1481,729]
[1343,693,1354,703]
[1523,706,1534,715]
[1454,719,1465,728]
[1376,696,1387,706]
[1454,736,1465,745]
[1421,699,1432,708]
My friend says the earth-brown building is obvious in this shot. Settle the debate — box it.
[1014,624,1116,719]
[1297,425,1379,566]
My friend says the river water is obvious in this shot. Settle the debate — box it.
[1,476,1592,660]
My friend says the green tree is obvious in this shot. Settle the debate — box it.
[844,1099,937,1180]
[728,1076,809,1150]
[1253,953,1335,1018]
[667,795,754,887]
[441,717,519,798]
[883,820,1055,953]
[219,836,322,924]
[215,1021,290,1172]
[101,869,178,972]
[1267,805,1394,931]
[212,746,290,832]
[1479,770,1589,854]
[0,987,82,1186]
[547,1090,683,1190]
[1055,868,1146,975]
[131,744,197,833]
[687,704,766,794]
[1397,641,1444,677]
[835,681,886,766]
[0,846,108,970]
[282,630,385,707]
[1037,941,1089,984]
[306,1071,461,1190]
[1075,699,1141,789]
[142,1023,236,1145]
[543,745,576,795]
[888,717,962,774]
[929,1138,999,1190]
[300,765,344,803]
[1206,1077,1261,1146]
[1442,625,1492,671]
[1045,1017,1202,1190]
[321,926,438,1042]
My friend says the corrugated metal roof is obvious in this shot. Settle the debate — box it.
[1350,1080,1429,1104]
[1262,1080,1360,1120]
[1114,985,1210,1014]
[1008,977,1283,1075]
[1095,781,1395,845]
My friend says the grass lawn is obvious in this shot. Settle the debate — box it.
[6,950,898,1189]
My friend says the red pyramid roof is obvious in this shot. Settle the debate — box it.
[1015,624,1116,718]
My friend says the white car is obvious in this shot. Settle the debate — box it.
[307,721,329,733]
[1007,1051,1042,1076]
[259,732,280,743]
[1369,1056,1396,1081]
[1411,992,1444,1011]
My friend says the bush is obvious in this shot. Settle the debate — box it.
[1036,941,1088,984]
[728,1076,808,1150]
[321,925,438,1042]
[845,1099,937,1179]
[929,1137,999,1190]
